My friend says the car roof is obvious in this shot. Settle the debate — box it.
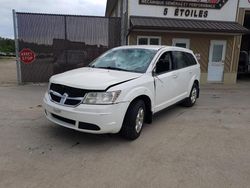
[114,45,194,54]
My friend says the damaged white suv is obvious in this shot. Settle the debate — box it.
[43,46,200,140]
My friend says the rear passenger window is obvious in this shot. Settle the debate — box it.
[184,53,197,66]
[172,51,197,69]
[172,51,188,69]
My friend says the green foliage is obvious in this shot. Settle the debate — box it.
[0,37,15,53]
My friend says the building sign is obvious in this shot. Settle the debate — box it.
[139,0,228,9]
[19,48,36,64]
[164,7,208,18]
[131,0,237,21]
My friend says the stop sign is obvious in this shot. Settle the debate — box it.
[19,48,36,64]
[210,0,218,4]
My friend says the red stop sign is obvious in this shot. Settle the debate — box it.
[19,48,36,64]
[210,0,218,4]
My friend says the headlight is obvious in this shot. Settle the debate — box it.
[83,90,121,105]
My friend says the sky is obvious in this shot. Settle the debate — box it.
[0,0,107,39]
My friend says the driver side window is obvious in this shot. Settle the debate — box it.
[155,52,172,74]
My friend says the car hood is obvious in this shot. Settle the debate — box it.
[50,67,142,90]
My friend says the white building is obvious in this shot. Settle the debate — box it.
[106,0,250,84]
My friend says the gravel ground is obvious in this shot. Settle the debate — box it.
[0,57,17,85]
[0,58,250,188]
[0,82,250,188]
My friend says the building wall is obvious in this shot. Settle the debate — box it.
[239,0,250,8]
[105,0,249,84]
[107,0,128,45]
[129,31,235,84]
[110,0,121,17]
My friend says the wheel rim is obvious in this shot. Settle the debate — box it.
[135,107,144,133]
[191,87,197,104]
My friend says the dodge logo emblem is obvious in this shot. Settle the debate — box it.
[60,93,69,105]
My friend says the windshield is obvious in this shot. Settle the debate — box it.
[89,48,157,73]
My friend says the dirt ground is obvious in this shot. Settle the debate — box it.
[0,57,17,85]
[0,58,250,188]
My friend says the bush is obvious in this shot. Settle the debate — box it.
[0,37,15,53]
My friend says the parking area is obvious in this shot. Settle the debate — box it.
[1,59,250,188]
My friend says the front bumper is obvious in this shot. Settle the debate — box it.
[43,93,129,134]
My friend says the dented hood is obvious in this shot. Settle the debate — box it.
[50,67,142,90]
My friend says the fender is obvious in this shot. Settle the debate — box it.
[122,86,155,110]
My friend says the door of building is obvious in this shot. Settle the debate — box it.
[208,40,227,82]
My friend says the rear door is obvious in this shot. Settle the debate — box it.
[171,51,191,99]
[183,52,199,87]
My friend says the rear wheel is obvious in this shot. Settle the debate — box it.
[182,83,199,107]
[120,100,145,140]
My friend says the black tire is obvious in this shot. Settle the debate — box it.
[182,83,199,107]
[120,100,146,140]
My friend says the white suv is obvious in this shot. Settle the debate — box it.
[43,46,200,140]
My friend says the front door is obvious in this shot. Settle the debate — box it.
[154,52,179,112]
[207,40,227,82]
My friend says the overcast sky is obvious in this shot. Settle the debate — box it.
[0,0,107,39]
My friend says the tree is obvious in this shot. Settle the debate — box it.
[0,37,15,53]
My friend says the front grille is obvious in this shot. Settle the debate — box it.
[49,83,88,106]
[51,114,76,125]
[50,83,87,97]
[64,99,82,106]
[50,93,61,103]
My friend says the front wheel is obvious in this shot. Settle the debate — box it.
[182,84,199,107]
[120,100,145,140]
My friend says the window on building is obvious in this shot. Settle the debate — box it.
[212,44,223,62]
[138,38,148,45]
[150,38,160,45]
[172,38,190,49]
[137,36,161,45]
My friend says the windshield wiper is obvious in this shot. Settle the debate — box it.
[88,64,95,68]
[96,66,130,72]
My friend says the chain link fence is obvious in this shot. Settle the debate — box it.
[15,12,121,83]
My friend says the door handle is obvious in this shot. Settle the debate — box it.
[173,75,178,78]
[189,71,193,74]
